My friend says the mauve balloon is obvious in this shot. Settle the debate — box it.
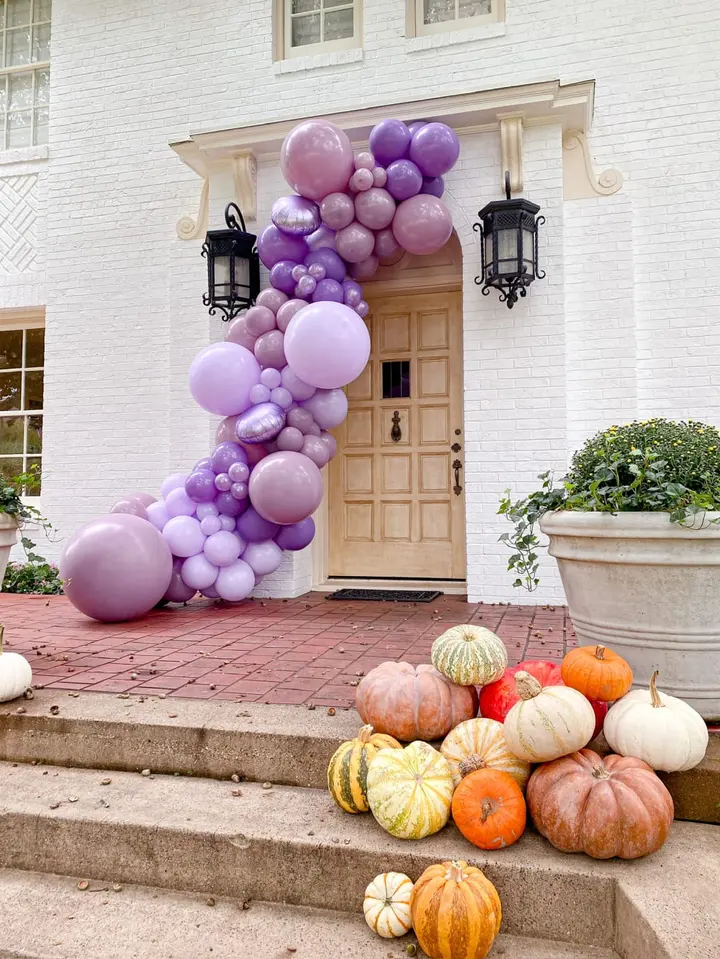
[305,248,346,283]
[356,301,370,318]
[354,187,396,230]
[280,119,354,201]
[374,227,400,260]
[211,442,248,474]
[225,315,256,351]
[160,473,188,499]
[276,298,307,332]
[319,431,338,459]
[126,492,156,508]
[204,530,242,567]
[245,305,276,337]
[257,224,309,269]
[214,473,232,492]
[354,151,375,171]
[185,469,217,504]
[312,278,345,303]
[295,274,317,298]
[254,329,287,370]
[110,499,148,521]
[260,368,282,389]
[350,255,379,281]
[301,435,330,467]
[342,279,363,307]
[308,263,326,281]
[188,342,260,417]
[165,487,197,518]
[287,406,315,433]
[231,482,248,500]
[164,558,197,604]
[271,194,321,236]
[215,558,255,602]
[336,221,375,264]
[306,225,337,251]
[275,517,316,551]
[409,122,460,177]
[421,175,445,198]
[269,260,299,296]
[281,366,316,401]
[215,416,239,445]
[392,194,453,256]
[256,288,288,313]
[301,388,348,429]
[249,383,271,405]
[369,118,412,166]
[320,192,356,231]
[182,553,219,591]
[249,451,324,526]
[243,539,283,576]
[236,506,280,543]
[163,515,206,558]
[372,167,388,188]
[350,168,373,192]
[147,501,170,531]
[229,461,250,484]
[292,264,308,281]
[407,120,427,136]
[276,426,305,451]
[386,159,423,201]
[239,441,268,466]
[235,402,286,444]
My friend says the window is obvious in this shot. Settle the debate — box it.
[0,324,44,492]
[414,0,502,36]
[382,361,411,399]
[0,0,51,149]
[281,0,360,59]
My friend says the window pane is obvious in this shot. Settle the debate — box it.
[34,106,48,144]
[292,0,320,10]
[7,109,32,147]
[0,3,5,30]
[0,416,25,454]
[324,7,353,40]
[324,0,351,7]
[424,0,455,24]
[7,27,31,66]
[8,70,33,109]
[27,414,42,453]
[292,13,321,46]
[25,370,43,409]
[35,0,52,22]
[0,331,23,370]
[459,0,492,16]
[0,457,24,484]
[7,0,31,28]
[36,68,50,105]
[32,22,51,61]
[382,361,411,399]
[0,77,6,113]
[25,328,45,367]
[25,457,41,492]
[0,372,21,410]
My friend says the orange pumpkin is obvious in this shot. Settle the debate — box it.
[561,644,633,702]
[411,860,502,959]
[527,748,674,859]
[451,767,526,850]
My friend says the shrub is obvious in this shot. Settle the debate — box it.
[1,466,58,594]
[3,560,63,595]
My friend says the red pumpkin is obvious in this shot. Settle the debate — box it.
[479,660,564,722]
[587,698,609,743]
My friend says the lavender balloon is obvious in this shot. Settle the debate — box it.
[211,442,248,474]
[243,540,284,576]
[219,514,237,531]
[276,517,315,551]
[409,122,460,177]
[185,469,217,504]
[281,365,316,401]
[285,301,371,390]
[312,278,344,303]
[160,473,188,499]
[204,530,242,567]
[320,192,355,231]
[249,383,271,405]
[181,553,219,591]
[301,388,348,429]
[147,501,170,531]
[165,487,197,518]
[235,401,286,444]
[257,224,309,270]
[342,279,363,307]
[215,558,255,602]
[270,386,293,410]
[369,118,412,166]
[200,515,222,536]
[236,507,280,544]
[254,330,287,370]
[260,368,282,389]
[271,195,321,236]
[305,248,346,283]
[189,342,260,416]
[163,515,205,558]
[196,502,219,520]
[269,260,300,295]
[386,159,423,201]
[354,187,396,230]
[421,175,445,198]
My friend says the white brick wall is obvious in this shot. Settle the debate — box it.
[2,0,719,605]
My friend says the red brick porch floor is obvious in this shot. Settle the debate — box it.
[0,593,574,708]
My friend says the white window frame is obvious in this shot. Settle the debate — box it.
[412,0,504,37]
[276,0,361,61]
[0,313,45,495]
[0,0,51,150]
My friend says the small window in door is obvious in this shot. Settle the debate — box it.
[382,360,410,399]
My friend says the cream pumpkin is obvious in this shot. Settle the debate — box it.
[503,670,595,763]
[363,872,414,938]
[431,625,508,687]
[604,671,709,772]
[367,741,454,840]
[0,625,32,703]
[440,717,531,790]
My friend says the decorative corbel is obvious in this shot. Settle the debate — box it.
[176,178,209,240]
[232,150,258,222]
[499,115,523,194]
[562,130,623,200]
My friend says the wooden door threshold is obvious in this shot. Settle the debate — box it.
[317,577,467,596]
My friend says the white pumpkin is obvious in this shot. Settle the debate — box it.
[604,670,709,772]
[363,872,414,938]
[503,670,595,762]
[431,624,508,686]
[0,625,32,703]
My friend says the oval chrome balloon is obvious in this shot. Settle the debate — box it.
[271,195,321,237]
[235,402,286,444]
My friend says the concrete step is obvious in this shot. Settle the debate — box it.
[0,868,620,959]
[2,692,718,823]
[0,761,718,958]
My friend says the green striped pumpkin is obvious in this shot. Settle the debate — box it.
[327,725,401,814]
[431,625,508,687]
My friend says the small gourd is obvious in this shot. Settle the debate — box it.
[363,871,414,938]
[561,644,633,702]
[604,671,709,772]
[0,624,32,703]
[431,625,507,687]
[451,768,527,850]
[327,724,402,813]
[440,717,530,790]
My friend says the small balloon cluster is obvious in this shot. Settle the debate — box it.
[60,117,460,622]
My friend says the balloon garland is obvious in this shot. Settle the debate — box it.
[60,118,461,622]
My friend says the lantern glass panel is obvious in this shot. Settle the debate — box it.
[214,254,231,297]
[484,230,494,279]
[522,226,535,277]
[497,227,520,276]
[232,255,250,295]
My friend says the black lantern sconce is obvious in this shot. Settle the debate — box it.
[202,203,260,322]
[473,172,545,308]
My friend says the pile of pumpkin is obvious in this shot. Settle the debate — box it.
[326,625,710,958]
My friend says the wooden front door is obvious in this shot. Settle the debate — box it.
[328,290,465,580]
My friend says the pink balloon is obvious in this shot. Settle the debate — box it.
[256,288,288,313]
[60,514,173,623]
[320,431,338,459]
[214,473,232,492]
[147,501,170,531]
[276,298,307,333]
[126,492,156,507]
[350,255,379,281]
[276,426,305,451]
[281,365,316,401]
[188,342,260,416]
[350,168,373,192]
[165,486,198,518]
[163,515,206,557]
[249,451,323,525]
[354,151,375,171]
[284,301,371,389]
[225,316,257,351]
[374,227,400,260]
[160,473,188,499]
[392,194,453,256]
[354,188,396,231]
[320,192,356,231]
[301,435,330,467]
[254,330,287,370]
[215,558,255,602]
[301,388,348,429]
[245,305,276,336]
[280,120,354,201]
[182,553,219,590]
[372,167,388,188]
[242,540,283,576]
[335,221,375,264]
[306,225,337,251]
[110,499,148,521]
[204,530,242,567]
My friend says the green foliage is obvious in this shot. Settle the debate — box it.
[0,465,57,593]
[3,558,63,594]
[499,419,720,591]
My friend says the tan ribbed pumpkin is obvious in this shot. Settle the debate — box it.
[431,625,507,687]
[440,717,530,790]
[327,725,402,814]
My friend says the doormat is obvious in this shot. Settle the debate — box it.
[327,589,443,603]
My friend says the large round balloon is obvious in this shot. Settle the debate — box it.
[369,119,412,167]
[188,342,260,416]
[284,301,370,390]
[249,451,323,525]
[60,513,173,623]
[392,194,453,256]
[409,122,460,177]
[280,120,354,201]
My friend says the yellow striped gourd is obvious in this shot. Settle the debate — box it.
[327,724,401,813]
[440,717,531,789]
[431,625,507,687]
[367,741,453,839]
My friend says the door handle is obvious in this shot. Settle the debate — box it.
[391,410,402,443]
[452,459,463,496]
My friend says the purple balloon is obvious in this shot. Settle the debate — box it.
[276,298,307,333]
[350,255,379,281]
[320,192,356,231]
[225,315,256,351]
[185,469,217,504]
[280,119,354,201]
[372,167,388,188]
[215,473,232,492]
[301,388,348,429]
[163,515,206,558]
[235,401,286,444]
[393,194,453,256]
[245,305,276,337]
[301,435,330,467]
[260,368,282,389]
[312,278,345,303]
[304,248,346,283]
[215,558,255,602]
[276,426,305,451]
[211,442,248,474]
[231,482,248,500]
[269,260,300,296]
[229,460,250,483]
[147,501,170,531]
[336,221,375,264]
[386,159,423,201]
[287,406,316,433]
[236,506,280,543]
[271,195,321,236]
[354,151,375,171]
[182,553,219,590]
[200,515,222,536]
[306,226,337,251]
[409,122,460,177]
[243,539,284,576]
[216,491,247,517]
[369,119,412,166]
[165,486,197,518]
[254,329,287,370]
[249,383,271,405]
[200,585,220,599]
[354,187,396,230]
[350,168,373,192]
[342,279,363,307]
[257,224,309,270]
[160,473,188,499]
[374,227,401,260]
[421,175,445,198]
[60,514,173,623]
[276,517,316,551]
[249,451,324,526]
[110,499,148,521]
[193,457,214,473]
[219,514,237,531]
[164,558,197,604]
[189,342,260,417]
[256,288,288,313]
[196,502,219,520]
[285,301,371,390]
[204,529,242,567]
[281,365,316,401]
[296,274,317,298]
[270,386,293,410]
[356,300,369,318]
[407,120,428,136]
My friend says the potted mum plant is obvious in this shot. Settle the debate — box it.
[499,419,720,720]
[0,467,51,590]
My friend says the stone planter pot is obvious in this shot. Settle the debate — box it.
[540,510,720,721]
[0,513,18,588]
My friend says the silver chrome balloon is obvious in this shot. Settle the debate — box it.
[271,195,321,237]
[235,402,286,444]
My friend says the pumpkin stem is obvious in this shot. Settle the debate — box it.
[480,798,496,823]
[358,724,375,744]
[459,753,486,778]
[591,764,611,780]
[595,645,606,660]
[649,671,664,708]
[514,670,542,701]
[447,861,465,884]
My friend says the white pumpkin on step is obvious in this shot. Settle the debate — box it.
[363,872,414,938]
[604,671,709,772]
[503,670,595,762]
[0,624,32,703]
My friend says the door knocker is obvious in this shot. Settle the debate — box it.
[391,410,402,443]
